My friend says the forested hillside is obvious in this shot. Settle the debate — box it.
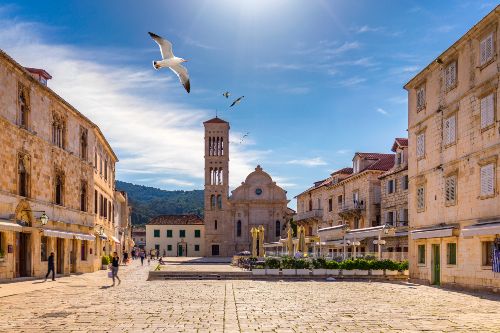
[116,180,204,225]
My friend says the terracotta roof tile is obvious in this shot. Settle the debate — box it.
[360,153,395,172]
[392,138,408,152]
[147,215,204,225]
[203,117,229,124]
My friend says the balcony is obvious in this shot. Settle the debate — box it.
[294,209,324,222]
[338,200,365,218]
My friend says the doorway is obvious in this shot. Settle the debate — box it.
[431,244,440,285]
[177,243,187,257]
[70,239,77,273]
[15,232,31,278]
[211,244,220,256]
[56,238,64,274]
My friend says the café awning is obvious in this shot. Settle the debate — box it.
[0,219,23,232]
[111,235,121,244]
[345,226,385,239]
[461,221,500,237]
[411,224,458,240]
[73,233,96,241]
[43,229,75,239]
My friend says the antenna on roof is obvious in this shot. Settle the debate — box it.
[215,109,218,118]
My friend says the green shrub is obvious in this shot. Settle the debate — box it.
[354,258,371,270]
[254,263,265,269]
[398,260,409,271]
[294,259,311,269]
[101,256,110,265]
[281,257,295,269]
[340,259,356,270]
[369,260,384,270]
[380,259,399,271]
[312,258,327,269]
[325,260,339,269]
[265,257,281,269]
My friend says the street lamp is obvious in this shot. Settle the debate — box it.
[40,213,49,226]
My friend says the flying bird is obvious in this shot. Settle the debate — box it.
[239,132,249,144]
[148,32,190,93]
[223,91,230,99]
[230,96,244,107]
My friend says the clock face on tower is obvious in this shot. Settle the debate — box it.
[255,188,262,195]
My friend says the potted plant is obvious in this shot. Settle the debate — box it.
[325,260,341,276]
[101,255,110,270]
[251,263,266,275]
[295,259,311,275]
[340,259,355,276]
[352,258,370,276]
[370,260,384,276]
[265,257,281,275]
[399,260,409,276]
[312,258,327,276]
[0,249,5,262]
[281,257,296,275]
[382,259,399,276]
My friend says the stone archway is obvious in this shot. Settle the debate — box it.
[15,199,34,227]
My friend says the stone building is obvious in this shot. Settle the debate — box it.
[405,6,500,292]
[0,50,117,279]
[203,117,290,256]
[378,138,409,260]
[146,215,204,257]
[131,227,146,249]
[114,190,133,258]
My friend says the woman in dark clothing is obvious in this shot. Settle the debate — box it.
[44,252,55,281]
[110,252,121,286]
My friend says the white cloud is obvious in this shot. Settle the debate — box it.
[336,149,351,155]
[353,25,384,34]
[376,108,389,115]
[0,14,266,190]
[436,25,455,33]
[286,157,327,167]
[325,41,360,55]
[336,57,377,67]
[256,62,302,70]
[338,76,367,87]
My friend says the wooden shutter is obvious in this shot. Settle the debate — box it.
[444,115,456,145]
[445,176,456,203]
[480,33,493,65]
[480,93,494,129]
[480,164,495,196]
[417,133,425,158]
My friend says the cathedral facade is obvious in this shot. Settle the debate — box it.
[203,117,289,257]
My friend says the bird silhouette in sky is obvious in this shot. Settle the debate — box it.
[230,96,244,107]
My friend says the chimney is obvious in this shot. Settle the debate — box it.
[24,67,52,86]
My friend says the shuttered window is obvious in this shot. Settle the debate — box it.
[387,179,395,194]
[443,115,456,145]
[445,175,457,204]
[416,133,425,158]
[417,186,425,211]
[447,243,457,265]
[480,33,494,66]
[416,85,426,111]
[480,163,495,196]
[418,245,426,264]
[480,93,494,129]
[402,175,409,190]
[445,61,457,90]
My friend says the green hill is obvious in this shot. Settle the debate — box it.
[116,180,204,226]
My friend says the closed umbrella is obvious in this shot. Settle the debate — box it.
[258,225,265,257]
[287,227,294,256]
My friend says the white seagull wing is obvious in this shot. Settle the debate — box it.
[170,64,190,93]
[148,32,174,59]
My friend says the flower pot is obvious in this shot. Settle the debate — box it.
[385,269,399,276]
[101,265,108,270]
[326,269,341,276]
[312,269,327,276]
[266,268,280,276]
[370,269,384,276]
[296,269,311,276]
[281,269,296,275]
[252,268,266,276]
[342,269,354,276]
[353,269,369,276]
[403,270,409,276]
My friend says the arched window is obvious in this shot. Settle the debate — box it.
[214,220,218,230]
[217,195,222,209]
[80,129,88,160]
[18,155,28,197]
[221,138,224,156]
[80,181,87,211]
[237,220,242,237]
[208,137,212,156]
[218,168,223,185]
[210,195,216,209]
[275,220,281,238]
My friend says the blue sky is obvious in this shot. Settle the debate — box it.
[0,1,497,206]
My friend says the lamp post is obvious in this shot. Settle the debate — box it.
[21,210,49,226]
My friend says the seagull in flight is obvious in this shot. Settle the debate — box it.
[148,32,190,93]
[223,91,230,99]
[239,132,249,144]
[230,96,244,107]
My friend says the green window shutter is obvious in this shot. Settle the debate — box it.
[447,243,457,265]
[167,245,172,251]
[180,230,186,238]
[154,229,160,238]
[167,230,172,238]
[195,245,200,251]
[195,230,201,238]
[418,245,425,264]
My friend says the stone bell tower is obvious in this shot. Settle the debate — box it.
[203,117,230,256]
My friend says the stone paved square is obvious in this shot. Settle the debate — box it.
[0,261,499,332]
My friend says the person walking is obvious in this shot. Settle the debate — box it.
[110,251,121,286]
[44,252,55,281]
[140,251,145,266]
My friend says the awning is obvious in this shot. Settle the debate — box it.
[462,221,500,237]
[0,219,23,232]
[318,224,347,240]
[43,229,75,239]
[345,226,385,239]
[322,239,346,247]
[111,236,120,244]
[98,233,108,240]
[263,242,283,248]
[411,225,458,240]
[73,233,96,241]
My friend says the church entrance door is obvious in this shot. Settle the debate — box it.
[211,244,220,256]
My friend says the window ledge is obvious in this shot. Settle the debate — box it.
[480,123,495,133]
[417,263,426,267]
[479,193,496,200]
[416,105,426,113]
[446,83,458,93]
[478,55,496,71]
[481,265,493,270]
[444,142,456,149]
